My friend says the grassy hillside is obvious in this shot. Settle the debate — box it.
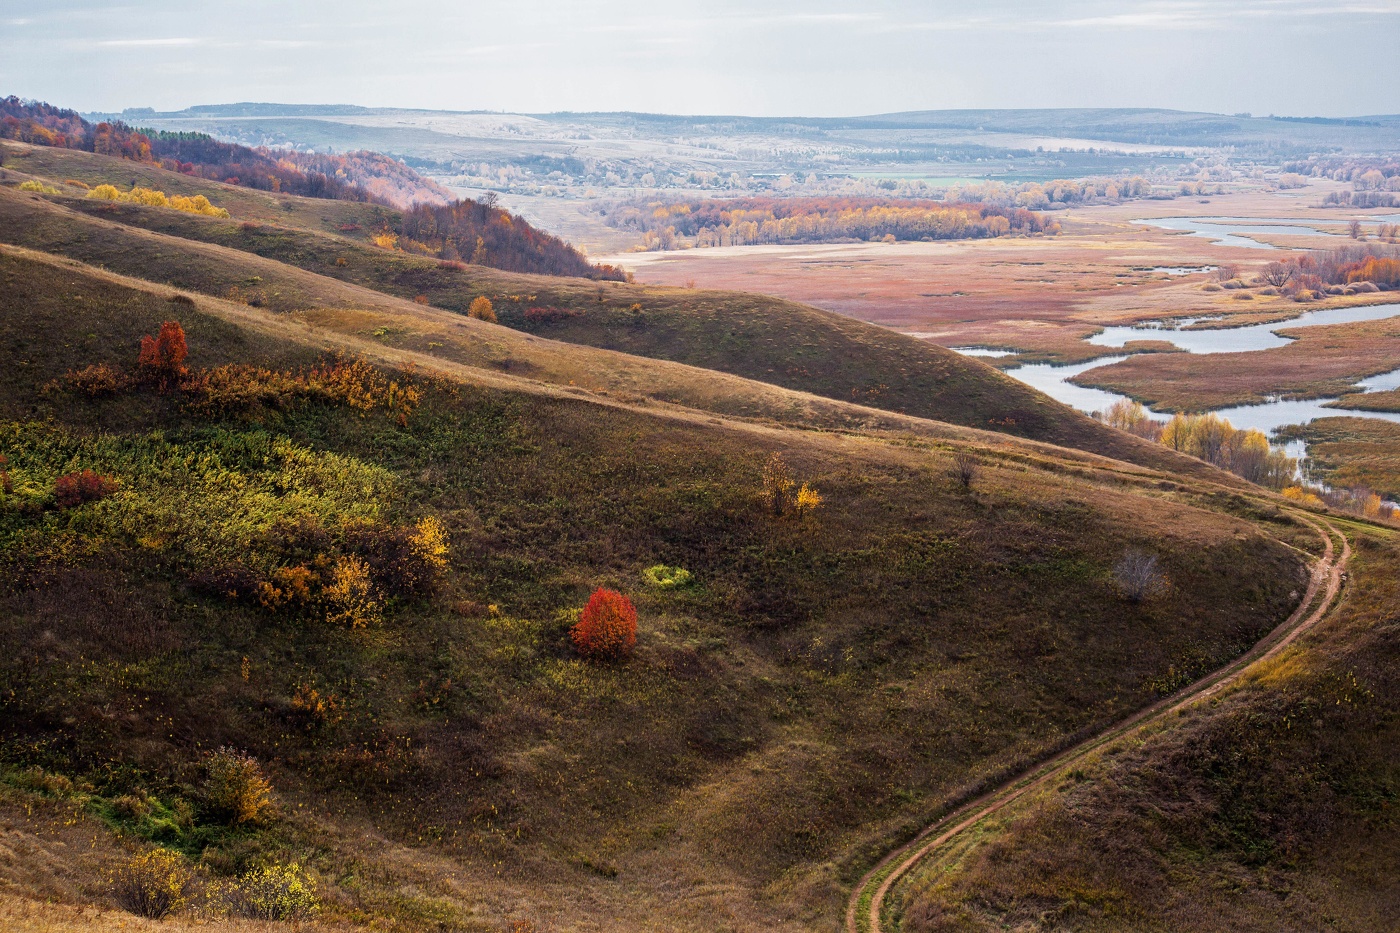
[0,218,1315,931]
[891,519,1399,933]
[1,140,395,237]
[0,143,1201,473]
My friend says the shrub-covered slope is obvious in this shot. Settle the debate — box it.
[1,149,1207,476]
[0,139,619,280]
[0,239,1313,931]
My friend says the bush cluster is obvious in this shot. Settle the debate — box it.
[223,862,319,920]
[468,295,497,323]
[194,516,448,627]
[52,469,118,508]
[137,320,189,393]
[643,564,692,588]
[63,322,425,426]
[760,452,822,516]
[522,305,583,324]
[87,183,230,217]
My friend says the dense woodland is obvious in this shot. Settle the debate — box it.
[605,196,1058,250]
[398,199,627,279]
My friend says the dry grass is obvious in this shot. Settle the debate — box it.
[0,896,355,932]
[0,183,1239,484]
[891,522,1400,932]
[1276,417,1400,497]
[1331,386,1400,413]
[0,211,1321,931]
[0,140,394,238]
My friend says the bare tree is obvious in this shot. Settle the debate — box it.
[1260,261,1295,288]
[1114,550,1169,603]
[1349,219,1363,239]
[1215,263,1238,283]
[952,452,979,490]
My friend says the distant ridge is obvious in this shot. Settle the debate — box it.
[107,104,1400,151]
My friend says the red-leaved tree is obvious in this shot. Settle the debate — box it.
[570,588,637,660]
[137,320,189,393]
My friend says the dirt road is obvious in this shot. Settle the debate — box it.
[847,513,1349,933]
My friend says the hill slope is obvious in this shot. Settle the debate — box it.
[0,142,1214,477]
[892,519,1399,933]
[0,166,1320,931]
[0,132,619,280]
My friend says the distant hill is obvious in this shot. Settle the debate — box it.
[2,100,623,281]
[0,141,1225,473]
[2,96,416,203]
[116,103,1400,151]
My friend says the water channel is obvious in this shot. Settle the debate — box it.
[949,302,1400,464]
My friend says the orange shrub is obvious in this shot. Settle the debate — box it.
[137,320,188,392]
[202,748,275,825]
[468,296,497,323]
[65,362,130,397]
[1344,257,1400,286]
[53,470,118,508]
[570,587,637,660]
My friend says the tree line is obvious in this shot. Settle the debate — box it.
[1097,401,1296,489]
[1261,244,1400,292]
[605,196,1058,250]
[399,199,627,280]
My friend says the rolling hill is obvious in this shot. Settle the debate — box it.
[889,517,1399,933]
[0,140,1224,478]
[0,137,1349,933]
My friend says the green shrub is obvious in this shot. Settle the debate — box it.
[111,794,153,820]
[643,564,693,588]
[10,766,74,796]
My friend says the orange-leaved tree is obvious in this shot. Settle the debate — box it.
[137,320,189,393]
[570,587,637,660]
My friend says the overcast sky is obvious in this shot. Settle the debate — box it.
[3,0,1398,117]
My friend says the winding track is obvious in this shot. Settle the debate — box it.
[847,513,1349,933]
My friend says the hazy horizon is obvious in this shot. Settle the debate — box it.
[4,0,1399,118]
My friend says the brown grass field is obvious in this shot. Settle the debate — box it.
[889,518,1400,933]
[1279,417,1400,498]
[0,143,1361,932]
[593,185,1400,413]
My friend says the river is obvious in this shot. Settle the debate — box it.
[949,303,1400,464]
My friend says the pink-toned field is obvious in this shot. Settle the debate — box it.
[596,184,1393,368]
